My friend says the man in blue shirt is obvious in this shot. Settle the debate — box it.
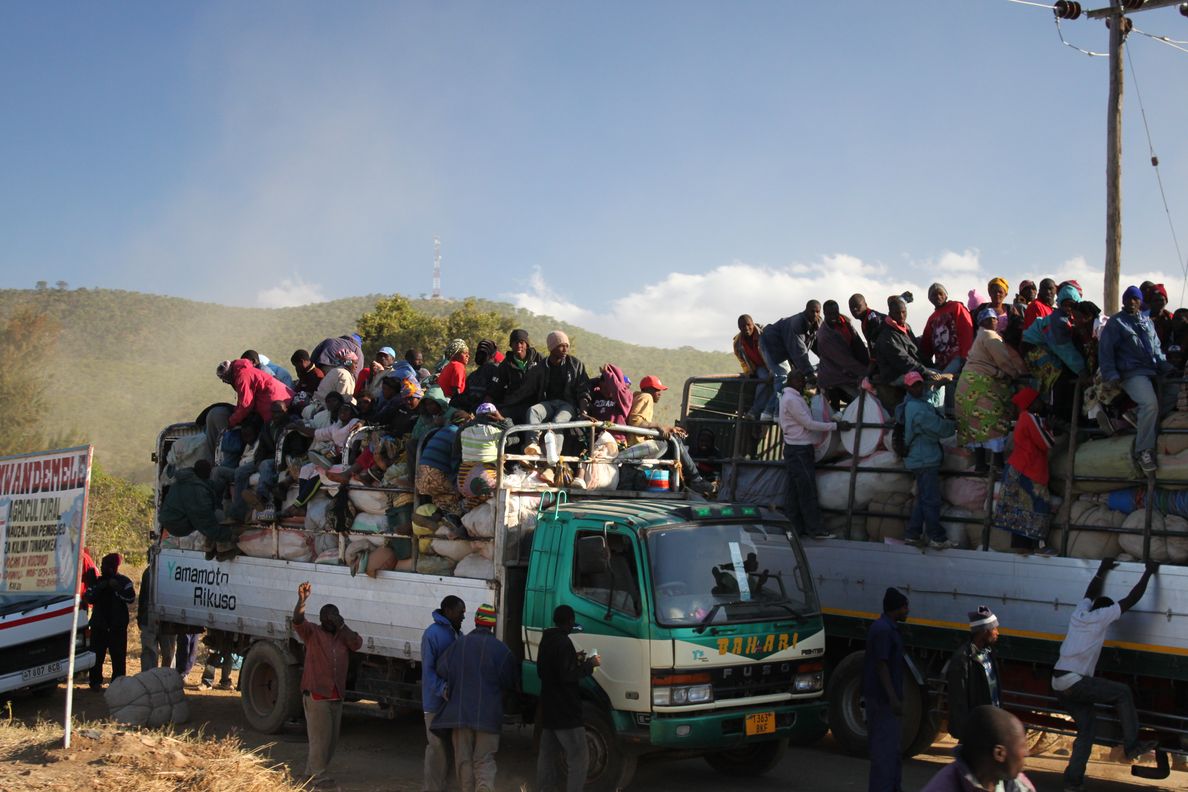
[864,587,910,792]
[421,596,465,792]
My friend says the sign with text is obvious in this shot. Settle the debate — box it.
[0,447,92,595]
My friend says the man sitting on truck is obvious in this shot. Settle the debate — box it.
[158,459,235,560]
[621,375,716,496]
[292,581,363,789]
[757,301,822,419]
[421,596,465,792]
[502,330,592,455]
[433,603,519,792]
[945,606,1002,743]
[1053,558,1159,792]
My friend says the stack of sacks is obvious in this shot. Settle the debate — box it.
[1118,511,1188,563]
[105,667,190,727]
[161,530,205,551]
[238,527,314,562]
[817,450,906,511]
[412,504,442,555]
[462,501,496,539]
[1048,498,1125,559]
[837,396,892,458]
[281,484,301,512]
[574,432,621,489]
[865,491,913,542]
[305,494,332,532]
[351,513,388,533]
[1050,436,1188,495]
[349,486,389,516]
[312,532,339,564]
[1158,412,1188,455]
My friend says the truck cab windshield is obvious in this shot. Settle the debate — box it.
[647,523,817,628]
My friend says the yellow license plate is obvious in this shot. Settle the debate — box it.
[745,711,775,736]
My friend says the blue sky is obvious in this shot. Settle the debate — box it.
[2,1,1186,350]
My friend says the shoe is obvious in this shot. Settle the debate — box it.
[217,680,233,691]
[928,539,958,550]
[1124,739,1158,761]
[1137,450,1158,474]
[252,507,276,523]
[904,535,925,547]
[200,680,213,690]
[688,478,717,497]
[204,546,217,561]
[759,411,774,422]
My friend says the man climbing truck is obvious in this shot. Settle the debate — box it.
[681,375,1188,778]
[147,418,827,791]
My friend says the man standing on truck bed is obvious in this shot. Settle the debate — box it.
[292,581,363,789]
[864,587,910,792]
[945,606,1002,742]
[421,596,465,792]
[536,604,600,792]
[1053,559,1159,792]
[434,603,519,792]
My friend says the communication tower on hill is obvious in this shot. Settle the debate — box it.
[432,236,442,299]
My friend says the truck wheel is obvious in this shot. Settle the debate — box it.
[903,675,940,757]
[582,702,636,792]
[240,641,300,734]
[704,738,788,776]
[827,651,869,756]
[827,651,926,758]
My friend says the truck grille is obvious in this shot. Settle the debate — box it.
[710,661,795,700]
[0,633,71,677]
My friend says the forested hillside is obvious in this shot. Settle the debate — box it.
[0,288,735,481]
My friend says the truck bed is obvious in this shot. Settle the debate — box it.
[154,548,498,662]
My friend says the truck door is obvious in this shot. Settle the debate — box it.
[567,528,652,714]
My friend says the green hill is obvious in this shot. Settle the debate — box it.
[1,288,735,482]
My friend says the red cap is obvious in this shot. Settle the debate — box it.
[639,375,668,392]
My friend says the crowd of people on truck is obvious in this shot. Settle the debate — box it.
[154,327,719,567]
[751,277,1188,554]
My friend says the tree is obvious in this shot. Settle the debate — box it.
[85,464,154,565]
[355,295,446,361]
[35,280,47,290]
[0,305,62,456]
[55,280,68,290]
[443,298,517,353]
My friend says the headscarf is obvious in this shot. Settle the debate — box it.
[444,339,468,360]
[1018,280,1036,294]
[988,277,1009,297]
[1123,285,1144,305]
[1057,282,1082,307]
[967,290,989,313]
[475,402,498,416]
[976,307,998,325]
[400,378,425,402]
[1152,283,1169,302]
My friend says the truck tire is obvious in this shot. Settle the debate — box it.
[240,641,301,734]
[826,651,925,758]
[582,702,636,792]
[904,678,941,757]
[704,738,788,776]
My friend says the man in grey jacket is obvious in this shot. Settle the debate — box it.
[757,301,821,420]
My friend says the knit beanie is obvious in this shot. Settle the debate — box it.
[968,605,998,632]
[474,603,497,629]
[510,328,530,346]
[883,587,908,613]
[546,330,570,352]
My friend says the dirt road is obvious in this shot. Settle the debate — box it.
[8,655,1182,792]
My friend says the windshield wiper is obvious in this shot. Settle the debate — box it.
[694,599,751,633]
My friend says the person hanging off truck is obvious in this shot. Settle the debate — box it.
[1052,558,1159,792]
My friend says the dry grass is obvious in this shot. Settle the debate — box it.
[0,711,305,792]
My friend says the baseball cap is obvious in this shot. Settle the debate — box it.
[903,371,924,387]
[639,375,667,391]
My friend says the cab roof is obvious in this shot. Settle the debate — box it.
[549,499,770,531]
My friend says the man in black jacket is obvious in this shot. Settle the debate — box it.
[536,605,599,792]
[487,329,542,425]
[87,553,135,689]
[503,330,592,453]
[945,605,1002,742]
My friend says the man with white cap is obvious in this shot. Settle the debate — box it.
[945,605,1002,742]
[502,330,592,454]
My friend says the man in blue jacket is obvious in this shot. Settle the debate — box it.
[421,596,465,792]
[757,301,822,419]
[899,371,958,550]
[434,603,519,792]
[1099,284,1178,474]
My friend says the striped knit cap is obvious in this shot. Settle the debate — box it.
[968,605,998,632]
[474,603,497,629]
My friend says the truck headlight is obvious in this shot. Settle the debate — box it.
[794,661,824,692]
[651,672,714,706]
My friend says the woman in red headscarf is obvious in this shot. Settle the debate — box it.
[992,387,1056,552]
[1146,283,1173,350]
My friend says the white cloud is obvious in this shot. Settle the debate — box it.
[934,249,981,274]
[256,276,326,308]
[508,269,598,328]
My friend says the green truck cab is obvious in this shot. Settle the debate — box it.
[518,500,828,790]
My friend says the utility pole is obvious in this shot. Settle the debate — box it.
[1057,0,1184,312]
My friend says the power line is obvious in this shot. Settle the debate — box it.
[1055,16,1108,56]
[1125,46,1188,302]
[1132,25,1188,54]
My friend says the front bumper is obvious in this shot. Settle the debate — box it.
[648,699,828,749]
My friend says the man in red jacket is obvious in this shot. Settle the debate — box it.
[218,358,294,427]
